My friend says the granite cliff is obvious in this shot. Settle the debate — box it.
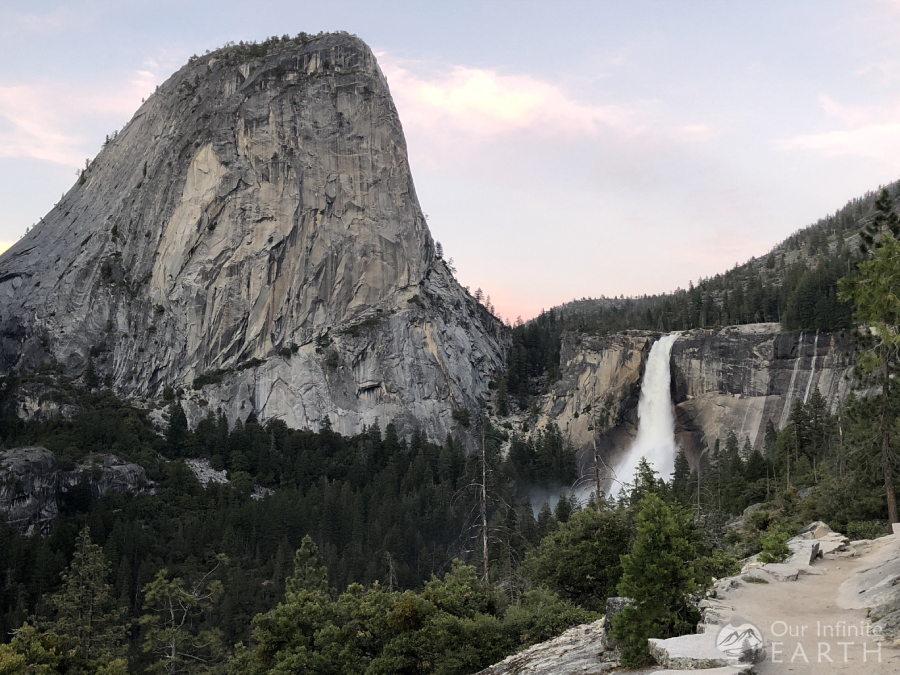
[0,33,506,441]
[534,323,854,470]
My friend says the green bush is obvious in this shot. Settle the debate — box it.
[502,589,599,647]
[757,528,791,564]
[192,368,232,390]
[846,520,889,541]
[451,409,470,428]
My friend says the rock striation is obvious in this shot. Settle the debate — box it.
[535,323,853,469]
[0,447,155,534]
[0,33,506,442]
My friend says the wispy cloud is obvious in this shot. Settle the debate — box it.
[378,55,640,140]
[777,94,900,157]
[0,7,78,36]
[0,71,160,167]
[0,85,86,166]
[781,124,900,158]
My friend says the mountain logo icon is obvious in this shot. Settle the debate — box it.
[716,618,765,665]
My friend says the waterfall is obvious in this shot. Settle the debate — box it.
[803,331,819,404]
[612,333,680,493]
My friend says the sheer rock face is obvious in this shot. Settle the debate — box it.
[0,34,506,440]
[0,448,155,534]
[536,324,853,469]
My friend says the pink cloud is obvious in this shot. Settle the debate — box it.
[0,72,159,167]
[778,94,900,157]
[780,123,900,158]
[379,56,639,140]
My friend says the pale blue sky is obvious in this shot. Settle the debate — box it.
[2,1,900,321]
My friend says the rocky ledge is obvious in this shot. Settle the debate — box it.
[0,447,155,534]
[475,619,616,675]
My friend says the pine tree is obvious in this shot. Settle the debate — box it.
[165,401,188,456]
[285,535,329,595]
[839,232,900,523]
[764,419,778,457]
[610,494,700,666]
[671,450,691,503]
[497,377,509,416]
[139,558,226,674]
[46,527,128,663]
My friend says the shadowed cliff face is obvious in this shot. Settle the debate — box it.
[0,448,155,534]
[0,34,507,441]
[536,324,854,475]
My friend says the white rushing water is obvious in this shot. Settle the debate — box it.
[803,331,819,404]
[612,333,680,494]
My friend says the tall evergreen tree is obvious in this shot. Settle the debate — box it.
[46,527,128,663]
[610,494,700,666]
[285,535,329,595]
[139,559,226,674]
[671,450,691,503]
[839,231,900,523]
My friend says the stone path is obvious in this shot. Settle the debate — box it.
[477,524,900,674]
[649,525,900,674]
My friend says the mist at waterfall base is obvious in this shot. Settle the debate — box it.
[608,334,680,498]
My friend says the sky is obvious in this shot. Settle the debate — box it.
[2,1,900,322]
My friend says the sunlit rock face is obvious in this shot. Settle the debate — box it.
[536,324,853,471]
[0,33,507,441]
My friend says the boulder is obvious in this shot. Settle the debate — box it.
[603,596,631,631]
[799,520,833,539]
[741,568,775,584]
[786,539,820,566]
[817,534,849,555]
[743,503,766,517]
[760,563,800,581]
[793,563,826,576]
[648,633,729,669]
[474,619,614,674]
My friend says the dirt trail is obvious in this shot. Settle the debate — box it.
[718,537,900,674]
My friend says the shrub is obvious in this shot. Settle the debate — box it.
[452,409,470,428]
[192,368,232,390]
[846,520,889,541]
[757,528,791,564]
